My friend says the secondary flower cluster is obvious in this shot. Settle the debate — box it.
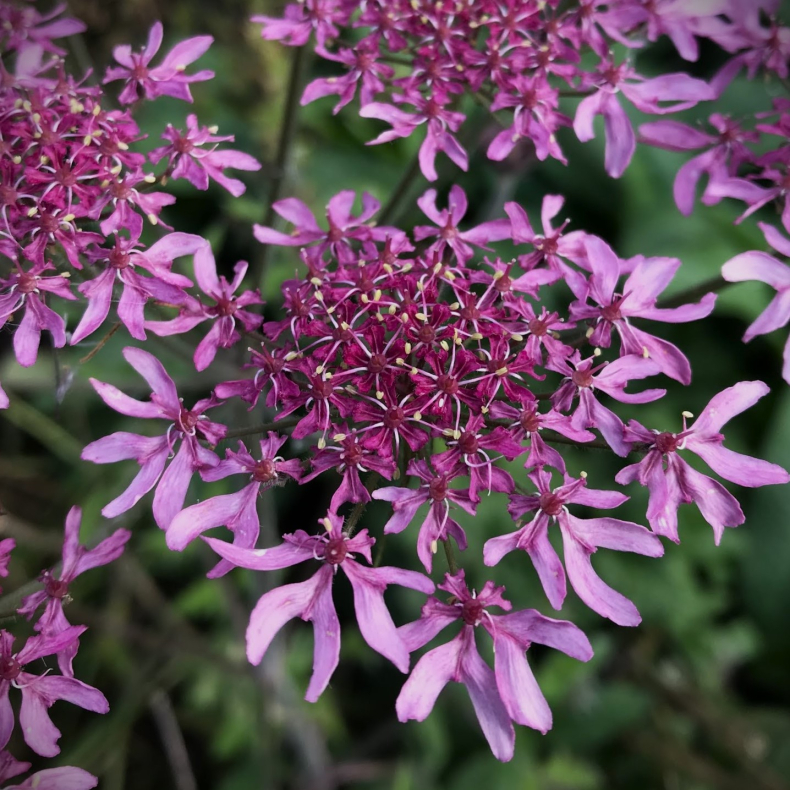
[0,509,129,789]
[82,181,789,758]
[0,9,260,407]
[256,0,789,180]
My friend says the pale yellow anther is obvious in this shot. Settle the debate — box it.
[586,327,595,338]
[413,412,422,421]
[62,213,75,223]
[143,174,156,184]
[415,312,427,322]
[433,262,443,274]
[12,156,21,165]
[376,312,384,321]
[443,428,455,437]
[481,405,489,414]
[393,468,401,480]
[401,313,409,324]
[314,290,324,301]
[495,366,508,376]
[450,302,460,311]
[83,135,92,146]
[333,433,347,442]
[445,271,456,281]
[327,77,337,84]
[440,340,449,352]
[430,540,438,554]
[417,279,425,291]
[26,207,38,218]
[493,270,505,280]
[396,357,405,366]
[117,141,129,151]
[410,367,419,376]
[92,129,102,137]
[175,64,187,72]
[593,347,602,357]
[340,321,350,331]
[580,470,588,479]
[383,263,393,274]
[681,410,694,419]
[376,391,384,400]
[373,289,382,301]
[310,276,322,286]
[388,304,397,314]
[402,263,413,273]
[147,213,158,225]
[455,335,463,345]
[471,332,483,341]
[361,294,370,303]
[39,155,49,165]
[325,372,333,380]
[316,365,324,374]
[110,164,122,174]
[511,333,524,342]
[208,125,219,134]
[92,104,102,116]
[321,516,332,531]
[326,306,335,314]
[70,99,85,113]
[404,342,412,354]
[317,437,327,450]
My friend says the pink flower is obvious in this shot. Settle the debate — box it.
[396,571,592,761]
[0,628,108,758]
[17,507,130,676]
[203,512,434,701]
[145,244,263,371]
[149,114,261,196]
[485,470,664,626]
[166,433,303,577]
[103,22,214,104]
[0,540,14,593]
[617,381,790,543]
[81,347,225,529]
[722,222,790,383]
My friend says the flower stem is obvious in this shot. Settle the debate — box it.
[252,44,310,292]
[441,538,459,575]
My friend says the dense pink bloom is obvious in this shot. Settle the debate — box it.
[81,347,225,528]
[103,22,214,104]
[485,470,664,626]
[17,507,130,676]
[203,512,434,701]
[0,540,13,593]
[617,381,790,543]
[396,571,592,761]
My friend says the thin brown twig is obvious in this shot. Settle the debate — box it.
[79,321,122,364]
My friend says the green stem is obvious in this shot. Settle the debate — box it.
[252,44,310,292]
[441,538,459,575]
[378,150,423,226]
[223,416,300,440]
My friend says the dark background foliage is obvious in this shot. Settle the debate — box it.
[2,1,790,788]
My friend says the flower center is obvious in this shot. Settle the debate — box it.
[0,657,21,681]
[539,492,564,516]
[253,459,277,483]
[428,476,448,501]
[458,431,479,454]
[461,599,485,626]
[45,577,69,599]
[654,431,679,454]
[324,536,347,565]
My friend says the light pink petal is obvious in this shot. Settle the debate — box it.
[460,636,515,762]
[492,634,551,732]
[192,242,219,294]
[569,515,664,556]
[561,525,642,626]
[6,767,98,790]
[396,636,461,722]
[166,489,254,550]
[71,269,115,345]
[722,251,790,290]
[638,120,715,151]
[122,347,180,409]
[152,442,196,529]
[573,91,605,143]
[601,93,636,178]
[687,442,789,487]
[88,379,164,419]
[692,380,771,435]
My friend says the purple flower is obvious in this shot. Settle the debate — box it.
[415,186,511,266]
[81,347,225,529]
[0,628,108,757]
[103,22,214,104]
[485,470,664,626]
[70,231,202,345]
[721,223,790,383]
[203,512,434,701]
[549,351,666,456]
[617,381,790,543]
[166,433,303,577]
[574,59,715,177]
[149,114,262,196]
[145,244,263,371]
[0,384,7,410]
[360,92,468,182]
[569,235,716,383]
[17,507,130,676]
[373,459,474,573]
[0,260,75,367]
[396,571,592,761]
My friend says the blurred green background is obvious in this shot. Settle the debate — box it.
[2,1,790,788]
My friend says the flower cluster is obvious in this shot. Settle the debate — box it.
[2,0,790,768]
